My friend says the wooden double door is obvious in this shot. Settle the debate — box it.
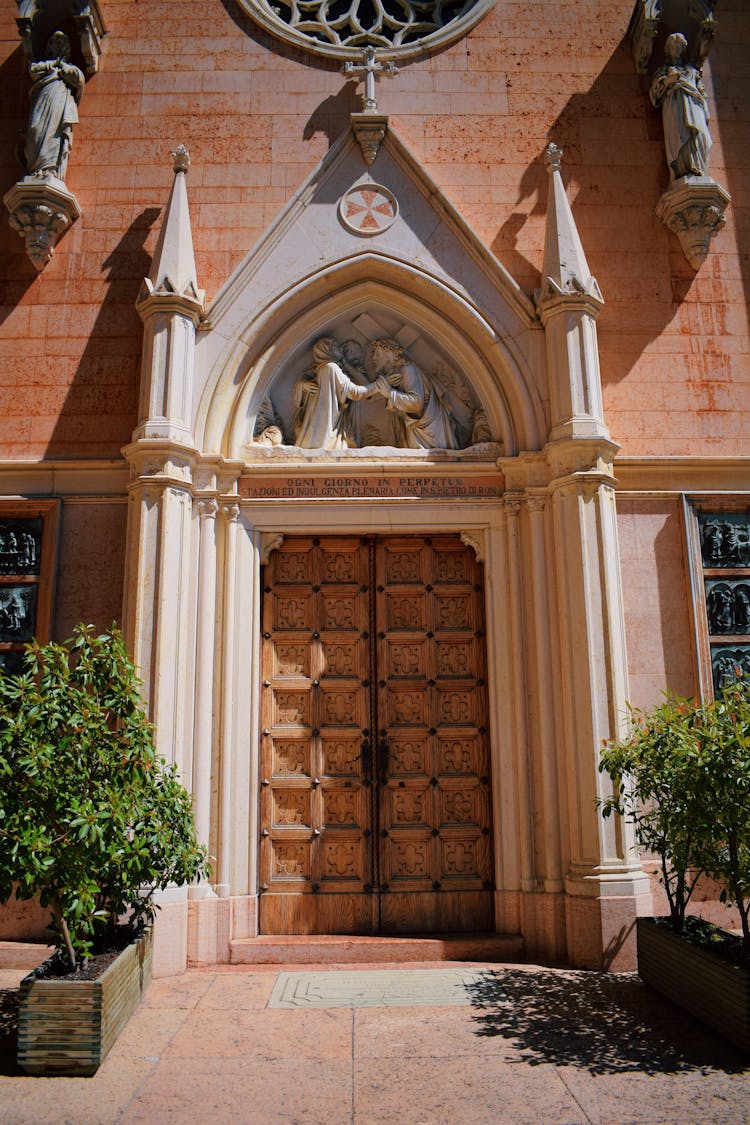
[259,535,494,935]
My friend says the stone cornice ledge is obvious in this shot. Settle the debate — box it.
[614,457,750,494]
[0,459,128,496]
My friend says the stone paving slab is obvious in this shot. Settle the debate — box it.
[268,967,491,1008]
[0,962,749,1125]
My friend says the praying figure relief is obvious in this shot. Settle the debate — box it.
[253,326,489,451]
[23,32,84,181]
[649,33,712,181]
[366,338,465,450]
[293,337,374,450]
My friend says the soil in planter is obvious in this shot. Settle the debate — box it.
[656,916,748,968]
[25,926,146,983]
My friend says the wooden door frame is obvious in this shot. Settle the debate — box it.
[229,496,523,937]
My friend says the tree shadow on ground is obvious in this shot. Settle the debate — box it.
[465,968,749,1075]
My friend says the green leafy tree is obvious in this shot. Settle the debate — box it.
[693,679,750,957]
[600,682,750,957]
[598,695,708,933]
[0,625,209,971]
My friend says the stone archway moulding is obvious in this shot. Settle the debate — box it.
[196,255,546,461]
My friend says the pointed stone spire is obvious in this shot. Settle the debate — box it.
[138,145,204,313]
[538,143,602,311]
[132,146,204,446]
[536,144,609,443]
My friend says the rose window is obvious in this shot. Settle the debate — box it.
[238,0,495,59]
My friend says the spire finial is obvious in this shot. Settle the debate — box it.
[544,142,563,173]
[172,144,190,175]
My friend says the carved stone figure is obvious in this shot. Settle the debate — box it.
[650,33,712,181]
[734,587,750,634]
[23,32,84,180]
[366,338,461,450]
[293,337,374,449]
[707,584,733,634]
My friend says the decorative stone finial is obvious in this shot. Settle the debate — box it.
[544,142,563,172]
[343,46,398,115]
[137,145,204,315]
[172,144,190,174]
[537,143,603,311]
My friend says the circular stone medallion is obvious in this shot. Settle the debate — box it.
[339,185,398,236]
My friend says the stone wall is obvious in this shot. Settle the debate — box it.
[0,1,748,459]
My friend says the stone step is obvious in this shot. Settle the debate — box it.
[230,933,524,965]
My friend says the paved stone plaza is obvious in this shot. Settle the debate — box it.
[1,960,748,1124]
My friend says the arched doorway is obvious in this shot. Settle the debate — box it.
[259,533,494,934]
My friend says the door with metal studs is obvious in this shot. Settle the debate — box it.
[259,535,494,935]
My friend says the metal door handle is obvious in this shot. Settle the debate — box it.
[377,736,389,776]
[361,737,372,776]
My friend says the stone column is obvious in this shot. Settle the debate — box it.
[536,143,652,968]
[548,449,651,969]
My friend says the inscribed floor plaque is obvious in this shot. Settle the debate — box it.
[267,968,493,1009]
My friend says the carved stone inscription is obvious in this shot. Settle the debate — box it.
[240,475,504,500]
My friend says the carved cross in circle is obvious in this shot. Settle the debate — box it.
[342,187,397,233]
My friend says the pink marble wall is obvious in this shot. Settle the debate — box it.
[617,497,698,711]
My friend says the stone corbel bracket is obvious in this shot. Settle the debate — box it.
[351,114,388,166]
[656,176,730,269]
[17,0,107,77]
[3,176,80,270]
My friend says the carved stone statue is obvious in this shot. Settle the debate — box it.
[650,33,712,181]
[293,337,374,449]
[366,338,461,450]
[23,32,84,180]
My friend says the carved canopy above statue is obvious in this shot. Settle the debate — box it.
[248,310,493,453]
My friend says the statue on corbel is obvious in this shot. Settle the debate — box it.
[628,1,730,269]
[4,0,107,270]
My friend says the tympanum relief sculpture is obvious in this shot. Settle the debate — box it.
[251,326,491,453]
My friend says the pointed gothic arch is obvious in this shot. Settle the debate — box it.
[196,252,547,459]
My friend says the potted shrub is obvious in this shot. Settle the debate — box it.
[599,682,750,1053]
[0,624,209,1075]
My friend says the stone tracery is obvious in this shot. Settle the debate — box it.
[237,0,494,58]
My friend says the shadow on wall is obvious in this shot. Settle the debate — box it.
[491,36,700,391]
[43,208,160,459]
[0,44,42,311]
[711,6,750,347]
[465,967,749,1074]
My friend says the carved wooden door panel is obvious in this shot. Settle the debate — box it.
[376,537,493,932]
[260,537,375,935]
[259,535,493,935]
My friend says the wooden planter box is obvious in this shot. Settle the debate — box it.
[17,928,153,1076]
[637,917,750,1053]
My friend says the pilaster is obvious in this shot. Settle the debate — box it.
[122,448,197,781]
[547,443,652,967]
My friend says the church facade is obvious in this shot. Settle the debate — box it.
[0,0,747,974]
